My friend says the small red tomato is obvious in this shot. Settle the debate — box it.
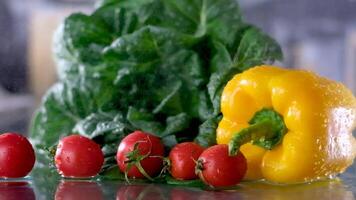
[196,144,247,188]
[116,131,164,179]
[0,133,35,178]
[169,142,204,180]
[55,135,104,178]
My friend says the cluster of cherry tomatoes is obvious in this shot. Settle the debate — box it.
[116,131,247,187]
[0,131,247,188]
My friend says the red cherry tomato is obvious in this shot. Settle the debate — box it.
[196,144,247,188]
[116,131,164,179]
[0,133,35,178]
[55,135,104,178]
[55,181,103,200]
[169,142,204,180]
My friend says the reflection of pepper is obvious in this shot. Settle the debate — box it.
[217,65,356,183]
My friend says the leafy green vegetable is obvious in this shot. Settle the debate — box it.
[30,0,283,177]
[233,26,283,71]
[195,116,222,148]
[99,166,127,181]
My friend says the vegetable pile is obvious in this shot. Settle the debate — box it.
[30,0,282,178]
[52,132,247,188]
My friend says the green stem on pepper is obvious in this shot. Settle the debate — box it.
[228,108,288,156]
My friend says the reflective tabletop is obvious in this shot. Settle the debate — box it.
[2,165,355,200]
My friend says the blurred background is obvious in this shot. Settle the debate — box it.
[0,0,355,134]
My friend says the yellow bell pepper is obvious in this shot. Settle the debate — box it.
[217,65,356,183]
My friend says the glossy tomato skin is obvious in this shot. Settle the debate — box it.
[0,133,35,178]
[116,131,164,178]
[197,144,247,187]
[169,142,204,180]
[55,135,104,178]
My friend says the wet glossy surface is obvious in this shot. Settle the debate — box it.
[1,165,355,200]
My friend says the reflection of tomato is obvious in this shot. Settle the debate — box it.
[116,185,164,200]
[170,188,200,200]
[55,181,104,200]
[197,190,241,200]
[0,182,36,200]
[0,181,29,187]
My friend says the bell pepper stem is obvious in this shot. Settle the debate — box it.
[228,108,287,156]
[228,120,274,156]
